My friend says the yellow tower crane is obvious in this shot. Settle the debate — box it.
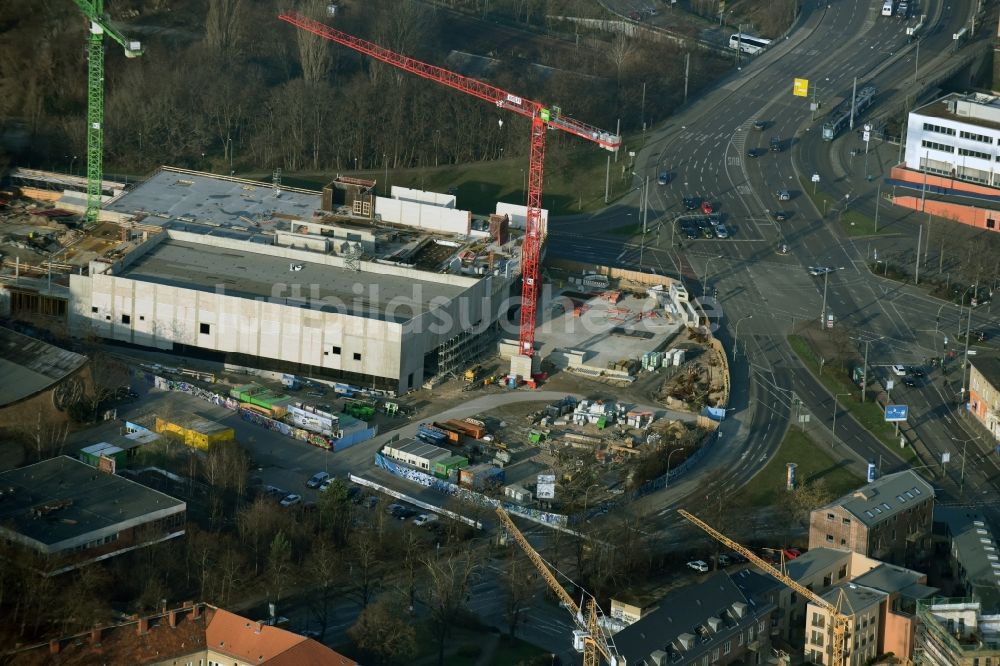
[679,509,851,666]
[494,505,620,666]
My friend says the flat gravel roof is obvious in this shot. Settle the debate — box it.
[119,240,466,321]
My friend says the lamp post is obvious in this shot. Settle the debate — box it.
[832,393,852,438]
[383,153,389,196]
[951,435,981,495]
[665,448,686,487]
[960,280,978,406]
[733,314,753,360]
[226,137,234,174]
[704,254,724,297]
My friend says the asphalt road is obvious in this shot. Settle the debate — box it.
[549,0,1000,532]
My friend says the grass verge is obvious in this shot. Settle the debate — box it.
[798,177,881,237]
[788,334,917,462]
[734,428,865,507]
[248,137,648,218]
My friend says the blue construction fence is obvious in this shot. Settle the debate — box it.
[375,453,569,528]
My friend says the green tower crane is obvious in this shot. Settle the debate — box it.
[73,1,142,227]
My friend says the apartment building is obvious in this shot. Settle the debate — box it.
[914,599,1000,665]
[4,602,358,665]
[935,507,1000,614]
[808,470,934,565]
[614,571,778,666]
[968,357,1000,442]
[804,584,886,666]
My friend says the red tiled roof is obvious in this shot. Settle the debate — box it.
[5,604,357,666]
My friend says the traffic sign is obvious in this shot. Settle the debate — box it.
[811,173,820,183]
[793,78,809,97]
[885,405,908,422]
[863,130,871,142]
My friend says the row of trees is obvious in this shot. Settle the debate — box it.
[0,0,728,179]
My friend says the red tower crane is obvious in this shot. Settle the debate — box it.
[278,12,621,370]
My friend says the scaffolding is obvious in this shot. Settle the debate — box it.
[433,321,499,380]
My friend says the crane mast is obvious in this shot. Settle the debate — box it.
[679,509,850,666]
[278,12,620,367]
[73,0,143,227]
[495,505,618,665]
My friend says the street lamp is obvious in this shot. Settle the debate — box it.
[226,137,234,174]
[951,435,982,495]
[832,393,852,438]
[704,254,724,297]
[733,314,753,360]
[665,448,686,488]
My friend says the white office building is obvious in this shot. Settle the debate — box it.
[905,92,1000,187]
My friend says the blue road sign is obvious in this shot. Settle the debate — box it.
[885,405,908,422]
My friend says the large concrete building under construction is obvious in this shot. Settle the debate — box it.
[64,167,521,393]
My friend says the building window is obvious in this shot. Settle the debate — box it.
[958,147,991,160]
[713,648,720,662]
[827,512,835,521]
[823,575,832,587]
[408,372,414,388]
[838,565,848,579]
[724,640,732,655]
[91,306,98,313]
[960,130,993,143]
[923,122,956,136]
[840,538,846,545]
[738,631,744,646]
[122,314,131,324]
[353,352,361,361]
[988,219,996,229]
[826,534,834,543]
[331,345,341,355]
[842,517,851,525]
[702,657,709,666]
[921,139,953,152]
[758,620,765,633]
[139,315,144,321]
[200,323,210,334]
[748,624,755,639]
[811,630,824,646]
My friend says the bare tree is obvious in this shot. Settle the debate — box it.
[295,0,333,84]
[607,31,636,88]
[349,528,382,609]
[83,352,130,421]
[266,530,293,605]
[423,551,479,666]
[237,497,284,576]
[307,540,341,639]
[205,0,247,53]
[348,597,419,665]
[501,552,537,637]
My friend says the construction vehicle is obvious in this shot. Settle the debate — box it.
[278,12,620,376]
[495,505,619,665]
[72,1,143,226]
[464,365,482,382]
[679,509,851,666]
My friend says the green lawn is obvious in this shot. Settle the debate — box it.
[735,428,865,507]
[245,138,646,218]
[798,176,883,237]
[788,335,918,462]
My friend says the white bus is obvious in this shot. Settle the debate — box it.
[881,0,894,16]
[728,33,771,55]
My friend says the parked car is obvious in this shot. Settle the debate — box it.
[701,223,716,239]
[686,560,710,572]
[280,494,302,507]
[700,200,714,214]
[890,365,907,377]
[413,513,439,526]
[714,223,729,239]
[306,471,330,488]
[717,554,735,567]
[319,478,334,492]
[683,196,701,210]
[782,548,802,560]
[264,485,287,499]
